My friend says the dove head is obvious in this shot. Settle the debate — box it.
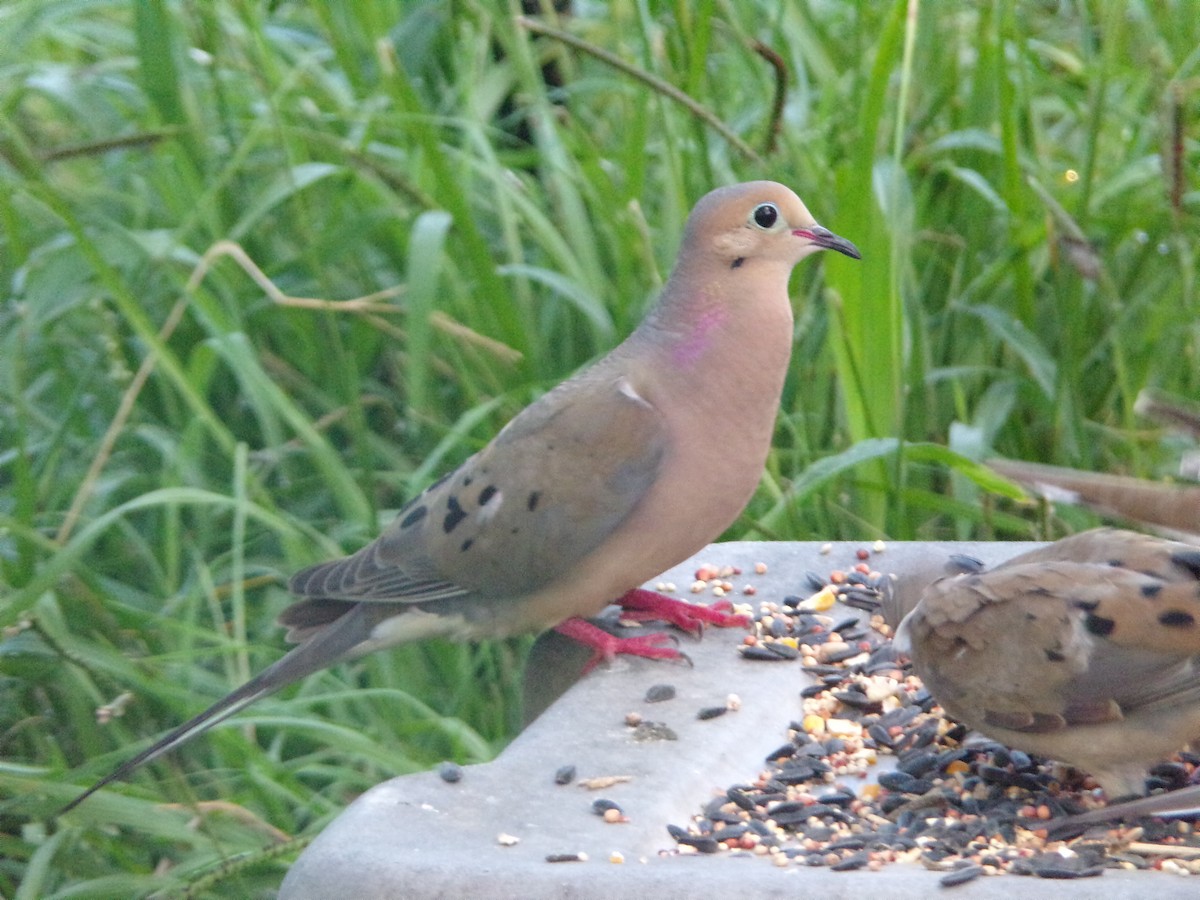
[681,181,861,274]
[634,181,859,370]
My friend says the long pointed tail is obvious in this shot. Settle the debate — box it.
[879,553,985,631]
[1048,783,1200,831]
[58,603,376,815]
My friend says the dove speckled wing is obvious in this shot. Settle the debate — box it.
[284,372,668,632]
[61,181,860,813]
[895,528,1200,800]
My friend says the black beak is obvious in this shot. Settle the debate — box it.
[804,224,861,260]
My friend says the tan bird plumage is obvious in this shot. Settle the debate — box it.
[61,181,859,812]
[986,457,1200,542]
[894,528,1200,801]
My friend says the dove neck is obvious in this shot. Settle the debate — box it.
[631,261,795,375]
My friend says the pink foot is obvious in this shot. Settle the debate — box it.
[553,617,688,673]
[613,587,751,637]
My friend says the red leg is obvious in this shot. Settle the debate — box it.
[553,617,689,673]
[613,587,750,637]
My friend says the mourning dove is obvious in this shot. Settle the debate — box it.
[1135,388,1200,441]
[61,181,860,812]
[987,457,1200,541]
[893,528,1200,800]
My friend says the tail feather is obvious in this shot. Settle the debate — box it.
[59,602,376,815]
[987,458,1200,538]
[880,553,984,631]
[1049,783,1200,831]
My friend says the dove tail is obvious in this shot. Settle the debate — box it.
[1049,783,1200,831]
[880,553,985,631]
[59,602,375,815]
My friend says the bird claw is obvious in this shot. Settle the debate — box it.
[553,617,693,673]
[552,587,746,673]
[613,587,751,638]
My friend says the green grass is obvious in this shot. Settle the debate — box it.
[0,0,1196,894]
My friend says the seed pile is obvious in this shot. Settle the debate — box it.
[664,547,1200,881]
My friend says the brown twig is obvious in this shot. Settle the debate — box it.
[750,40,788,156]
[56,241,518,544]
[516,15,762,163]
[38,128,183,162]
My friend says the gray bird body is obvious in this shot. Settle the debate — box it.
[62,181,859,812]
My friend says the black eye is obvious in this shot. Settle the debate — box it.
[752,202,779,229]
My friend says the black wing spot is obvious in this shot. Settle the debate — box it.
[461,538,474,552]
[527,491,541,512]
[731,257,745,269]
[1159,610,1196,629]
[1046,648,1066,662]
[479,484,498,506]
[1082,613,1116,637]
[400,505,427,529]
[1140,582,1163,598]
[1171,550,1200,579]
[443,496,467,533]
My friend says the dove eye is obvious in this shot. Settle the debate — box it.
[751,202,779,230]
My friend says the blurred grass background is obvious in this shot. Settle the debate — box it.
[0,0,1196,894]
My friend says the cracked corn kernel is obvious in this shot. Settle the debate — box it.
[799,586,836,611]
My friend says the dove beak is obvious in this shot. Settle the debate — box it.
[795,224,861,260]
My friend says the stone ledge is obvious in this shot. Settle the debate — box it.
[280,541,1191,899]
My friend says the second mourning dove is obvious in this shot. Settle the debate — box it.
[986,457,1200,541]
[61,181,860,812]
[893,528,1200,801]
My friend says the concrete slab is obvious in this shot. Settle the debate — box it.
[280,541,1197,899]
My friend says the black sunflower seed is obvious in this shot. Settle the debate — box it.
[554,764,576,785]
[940,864,985,887]
[644,683,676,703]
